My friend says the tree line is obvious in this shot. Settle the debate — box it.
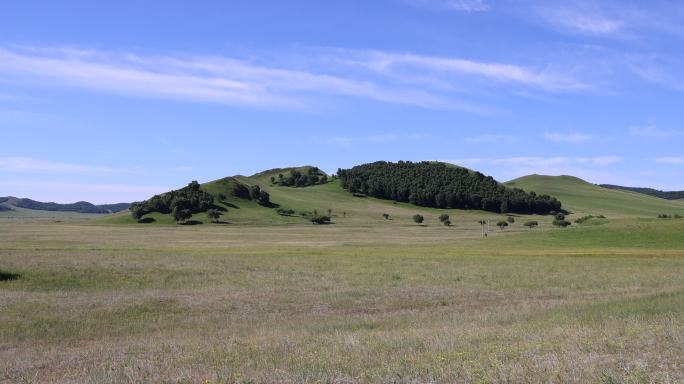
[338,161,561,214]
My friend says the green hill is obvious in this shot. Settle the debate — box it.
[506,175,684,218]
[102,165,532,226]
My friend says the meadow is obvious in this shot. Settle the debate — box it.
[1,213,683,383]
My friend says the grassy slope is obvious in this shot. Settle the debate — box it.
[506,174,684,218]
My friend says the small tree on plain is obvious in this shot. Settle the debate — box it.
[206,209,223,223]
[497,220,509,230]
[553,219,571,228]
[507,216,515,224]
[439,214,450,224]
[524,220,538,229]
[443,219,451,227]
[413,214,424,224]
[382,213,390,220]
[327,209,332,217]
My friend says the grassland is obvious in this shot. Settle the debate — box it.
[2,213,684,383]
[2,170,684,382]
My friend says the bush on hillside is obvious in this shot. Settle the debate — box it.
[274,167,328,187]
[130,181,215,217]
[413,214,424,224]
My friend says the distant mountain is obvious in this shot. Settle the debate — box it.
[0,197,130,214]
[599,185,684,200]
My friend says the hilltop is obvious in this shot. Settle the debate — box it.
[506,175,684,218]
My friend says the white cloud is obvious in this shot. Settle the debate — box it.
[463,134,516,144]
[327,133,427,148]
[443,156,622,168]
[544,132,592,143]
[0,46,590,115]
[0,157,139,174]
[538,6,624,35]
[408,0,490,12]
[630,125,681,137]
[655,157,684,165]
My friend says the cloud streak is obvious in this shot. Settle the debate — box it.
[544,132,592,143]
[0,157,139,174]
[0,46,589,113]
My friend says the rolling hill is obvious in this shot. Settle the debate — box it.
[506,175,684,218]
[599,184,684,200]
[0,196,130,219]
[103,165,541,226]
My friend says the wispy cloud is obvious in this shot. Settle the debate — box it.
[544,132,592,143]
[0,46,591,114]
[0,157,139,174]
[463,134,516,144]
[447,156,622,168]
[338,50,588,92]
[327,133,428,148]
[537,5,624,35]
[630,125,682,137]
[408,0,490,12]
[655,157,684,165]
[531,0,684,38]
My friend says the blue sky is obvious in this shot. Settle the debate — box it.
[1,0,683,203]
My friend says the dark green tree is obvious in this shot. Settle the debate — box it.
[507,216,515,224]
[130,204,146,221]
[497,220,509,230]
[413,214,424,224]
[173,206,192,223]
[524,220,538,229]
[206,209,222,223]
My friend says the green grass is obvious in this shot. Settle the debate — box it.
[507,174,684,218]
[1,217,683,383]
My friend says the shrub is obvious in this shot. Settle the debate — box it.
[439,214,450,223]
[206,209,222,223]
[555,213,566,221]
[506,216,515,224]
[496,220,509,230]
[382,213,390,220]
[310,214,331,225]
[277,208,295,216]
[130,204,146,221]
[524,220,538,229]
[173,207,192,223]
[443,219,451,227]
[413,214,424,224]
[553,219,572,228]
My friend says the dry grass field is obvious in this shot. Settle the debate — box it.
[1,216,683,383]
